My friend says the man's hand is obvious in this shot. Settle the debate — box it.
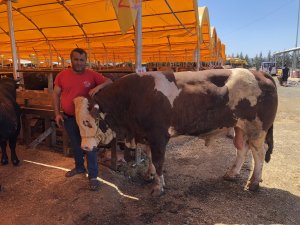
[89,79,113,97]
[89,87,99,97]
[55,114,64,128]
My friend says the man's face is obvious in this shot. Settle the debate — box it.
[71,51,87,73]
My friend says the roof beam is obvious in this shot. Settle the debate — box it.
[12,6,55,67]
[57,0,91,65]
[0,26,9,36]
[0,25,196,45]
[57,0,88,39]
[164,0,195,36]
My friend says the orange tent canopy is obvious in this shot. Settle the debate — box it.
[0,0,225,64]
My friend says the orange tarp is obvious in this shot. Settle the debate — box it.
[0,1,225,64]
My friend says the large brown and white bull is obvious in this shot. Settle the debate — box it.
[74,68,278,196]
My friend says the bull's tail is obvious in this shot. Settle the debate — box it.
[265,125,274,163]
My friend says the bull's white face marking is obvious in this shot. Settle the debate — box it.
[138,71,181,107]
[73,97,115,151]
[74,97,98,151]
[226,68,262,110]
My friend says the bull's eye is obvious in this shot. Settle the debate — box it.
[83,120,93,128]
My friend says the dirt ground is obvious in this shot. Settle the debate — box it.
[0,78,300,225]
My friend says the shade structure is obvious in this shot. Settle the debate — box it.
[0,0,225,65]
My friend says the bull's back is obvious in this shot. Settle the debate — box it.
[171,69,277,135]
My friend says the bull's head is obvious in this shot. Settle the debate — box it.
[73,96,115,151]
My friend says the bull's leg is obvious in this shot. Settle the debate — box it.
[224,127,249,180]
[150,146,166,197]
[9,136,19,166]
[150,140,167,196]
[0,141,8,165]
[248,133,266,191]
[143,145,156,181]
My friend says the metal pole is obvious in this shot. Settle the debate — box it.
[296,0,300,47]
[194,0,200,71]
[1,55,3,68]
[87,38,92,68]
[102,43,108,68]
[167,35,172,67]
[32,47,39,67]
[48,41,53,69]
[135,0,142,72]
[6,0,19,79]
[292,0,300,71]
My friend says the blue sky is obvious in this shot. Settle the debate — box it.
[199,0,299,58]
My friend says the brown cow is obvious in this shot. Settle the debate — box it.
[74,68,278,196]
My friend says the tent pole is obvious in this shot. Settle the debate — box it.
[167,35,172,67]
[48,41,53,69]
[135,0,142,72]
[193,0,200,71]
[1,55,3,68]
[32,47,40,67]
[102,43,108,68]
[6,0,19,79]
[87,38,92,68]
[17,45,20,68]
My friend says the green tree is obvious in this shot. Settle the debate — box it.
[239,52,244,59]
[245,54,250,65]
[254,54,260,70]
[267,50,272,61]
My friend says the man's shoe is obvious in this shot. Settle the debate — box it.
[65,168,86,177]
[89,178,101,191]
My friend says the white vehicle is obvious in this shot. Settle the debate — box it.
[261,62,276,76]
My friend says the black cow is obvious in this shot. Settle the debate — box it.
[0,78,21,166]
[73,69,278,196]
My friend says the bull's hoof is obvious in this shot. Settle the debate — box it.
[150,187,164,197]
[223,172,238,181]
[12,159,20,166]
[1,158,8,165]
[247,182,260,191]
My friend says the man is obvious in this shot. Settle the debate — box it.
[282,64,290,87]
[52,48,112,191]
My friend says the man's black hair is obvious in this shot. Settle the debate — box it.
[70,48,87,59]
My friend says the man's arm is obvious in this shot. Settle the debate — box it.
[52,85,64,127]
[89,78,113,97]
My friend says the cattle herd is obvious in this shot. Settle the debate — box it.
[1,68,278,197]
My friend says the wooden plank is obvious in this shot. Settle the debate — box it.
[28,127,53,149]
[22,114,32,145]
[20,105,69,152]
[50,121,56,147]
[44,117,51,147]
